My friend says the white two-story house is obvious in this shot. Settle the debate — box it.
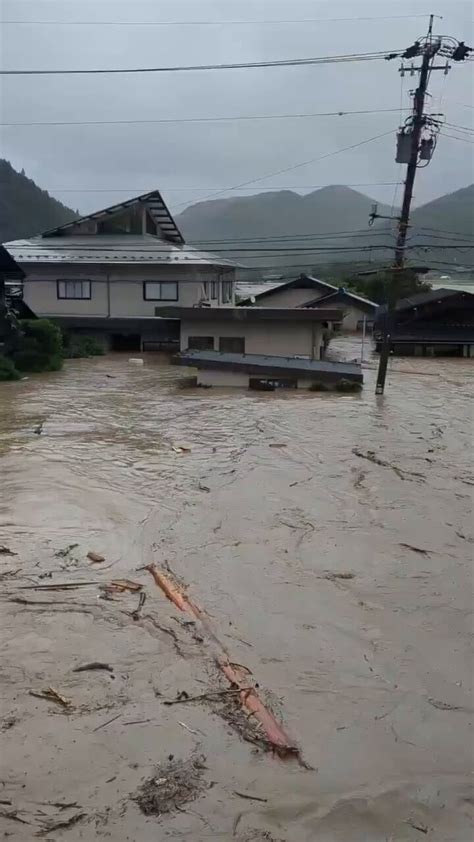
[5,189,236,351]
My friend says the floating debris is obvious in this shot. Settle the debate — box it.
[0,545,17,556]
[233,791,268,803]
[87,551,105,563]
[133,755,207,817]
[399,543,431,556]
[29,687,73,709]
[36,812,86,836]
[405,818,429,834]
[100,579,143,595]
[352,448,425,481]
[73,662,113,674]
[144,564,304,762]
[131,591,146,620]
[427,697,464,711]
[92,713,122,732]
[54,544,79,559]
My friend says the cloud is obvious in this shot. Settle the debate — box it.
[1,0,472,213]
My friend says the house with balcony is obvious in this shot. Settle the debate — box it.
[4,190,237,351]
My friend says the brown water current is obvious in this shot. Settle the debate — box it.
[0,338,473,840]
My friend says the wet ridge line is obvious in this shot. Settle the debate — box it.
[144,563,301,760]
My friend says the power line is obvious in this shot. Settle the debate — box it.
[2,14,432,27]
[440,131,474,144]
[185,245,474,254]
[416,225,474,240]
[169,129,397,212]
[442,121,474,133]
[15,182,401,193]
[14,242,468,256]
[189,229,395,245]
[0,50,400,76]
[0,107,409,128]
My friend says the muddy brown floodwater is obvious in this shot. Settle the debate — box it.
[0,337,473,841]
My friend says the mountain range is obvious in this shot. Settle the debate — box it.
[0,159,77,244]
[176,183,474,277]
[1,160,472,277]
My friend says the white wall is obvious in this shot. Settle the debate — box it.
[341,306,374,331]
[21,262,234,318]
[253,288,327,308]
[198,370,250,387]
[180,318,325,359]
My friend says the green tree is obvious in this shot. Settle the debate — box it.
[344,269,431,305]
[11,319,63,372]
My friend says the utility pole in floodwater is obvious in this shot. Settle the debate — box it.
[374,15,472,394]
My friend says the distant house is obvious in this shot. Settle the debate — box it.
[238,274,338,309]
[5,190,237,352]
[239,274,377,331]
[301,287,379,331]
[374,288,474,357]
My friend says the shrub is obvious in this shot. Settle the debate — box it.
[0,354,21,381]
[11,319,63,373]
[62,334,105,359]
[308,381,331,392]
[335,379,363,393]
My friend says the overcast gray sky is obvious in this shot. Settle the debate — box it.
[1,0,473,215]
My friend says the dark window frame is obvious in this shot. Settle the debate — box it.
[219,336,246,354]
[56,280,92,300]
[188,336,215,351]
[143,281,179,302]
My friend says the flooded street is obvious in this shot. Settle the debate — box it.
[1,338,473,841]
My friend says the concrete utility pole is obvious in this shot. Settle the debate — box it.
[375,15,471,394]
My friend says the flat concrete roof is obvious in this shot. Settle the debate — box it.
[177,350,363,382]
[156,306,342,322]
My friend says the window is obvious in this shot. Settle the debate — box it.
[219,336,245,354]
[57,280,91,299]
[188,336,215,350]
[211,281,219,300]
[222,280,233,304]
[143,282,178,301]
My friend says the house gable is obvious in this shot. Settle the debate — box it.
[41,190,184,244]
[239,274,337,306]
[302,288,378,314]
